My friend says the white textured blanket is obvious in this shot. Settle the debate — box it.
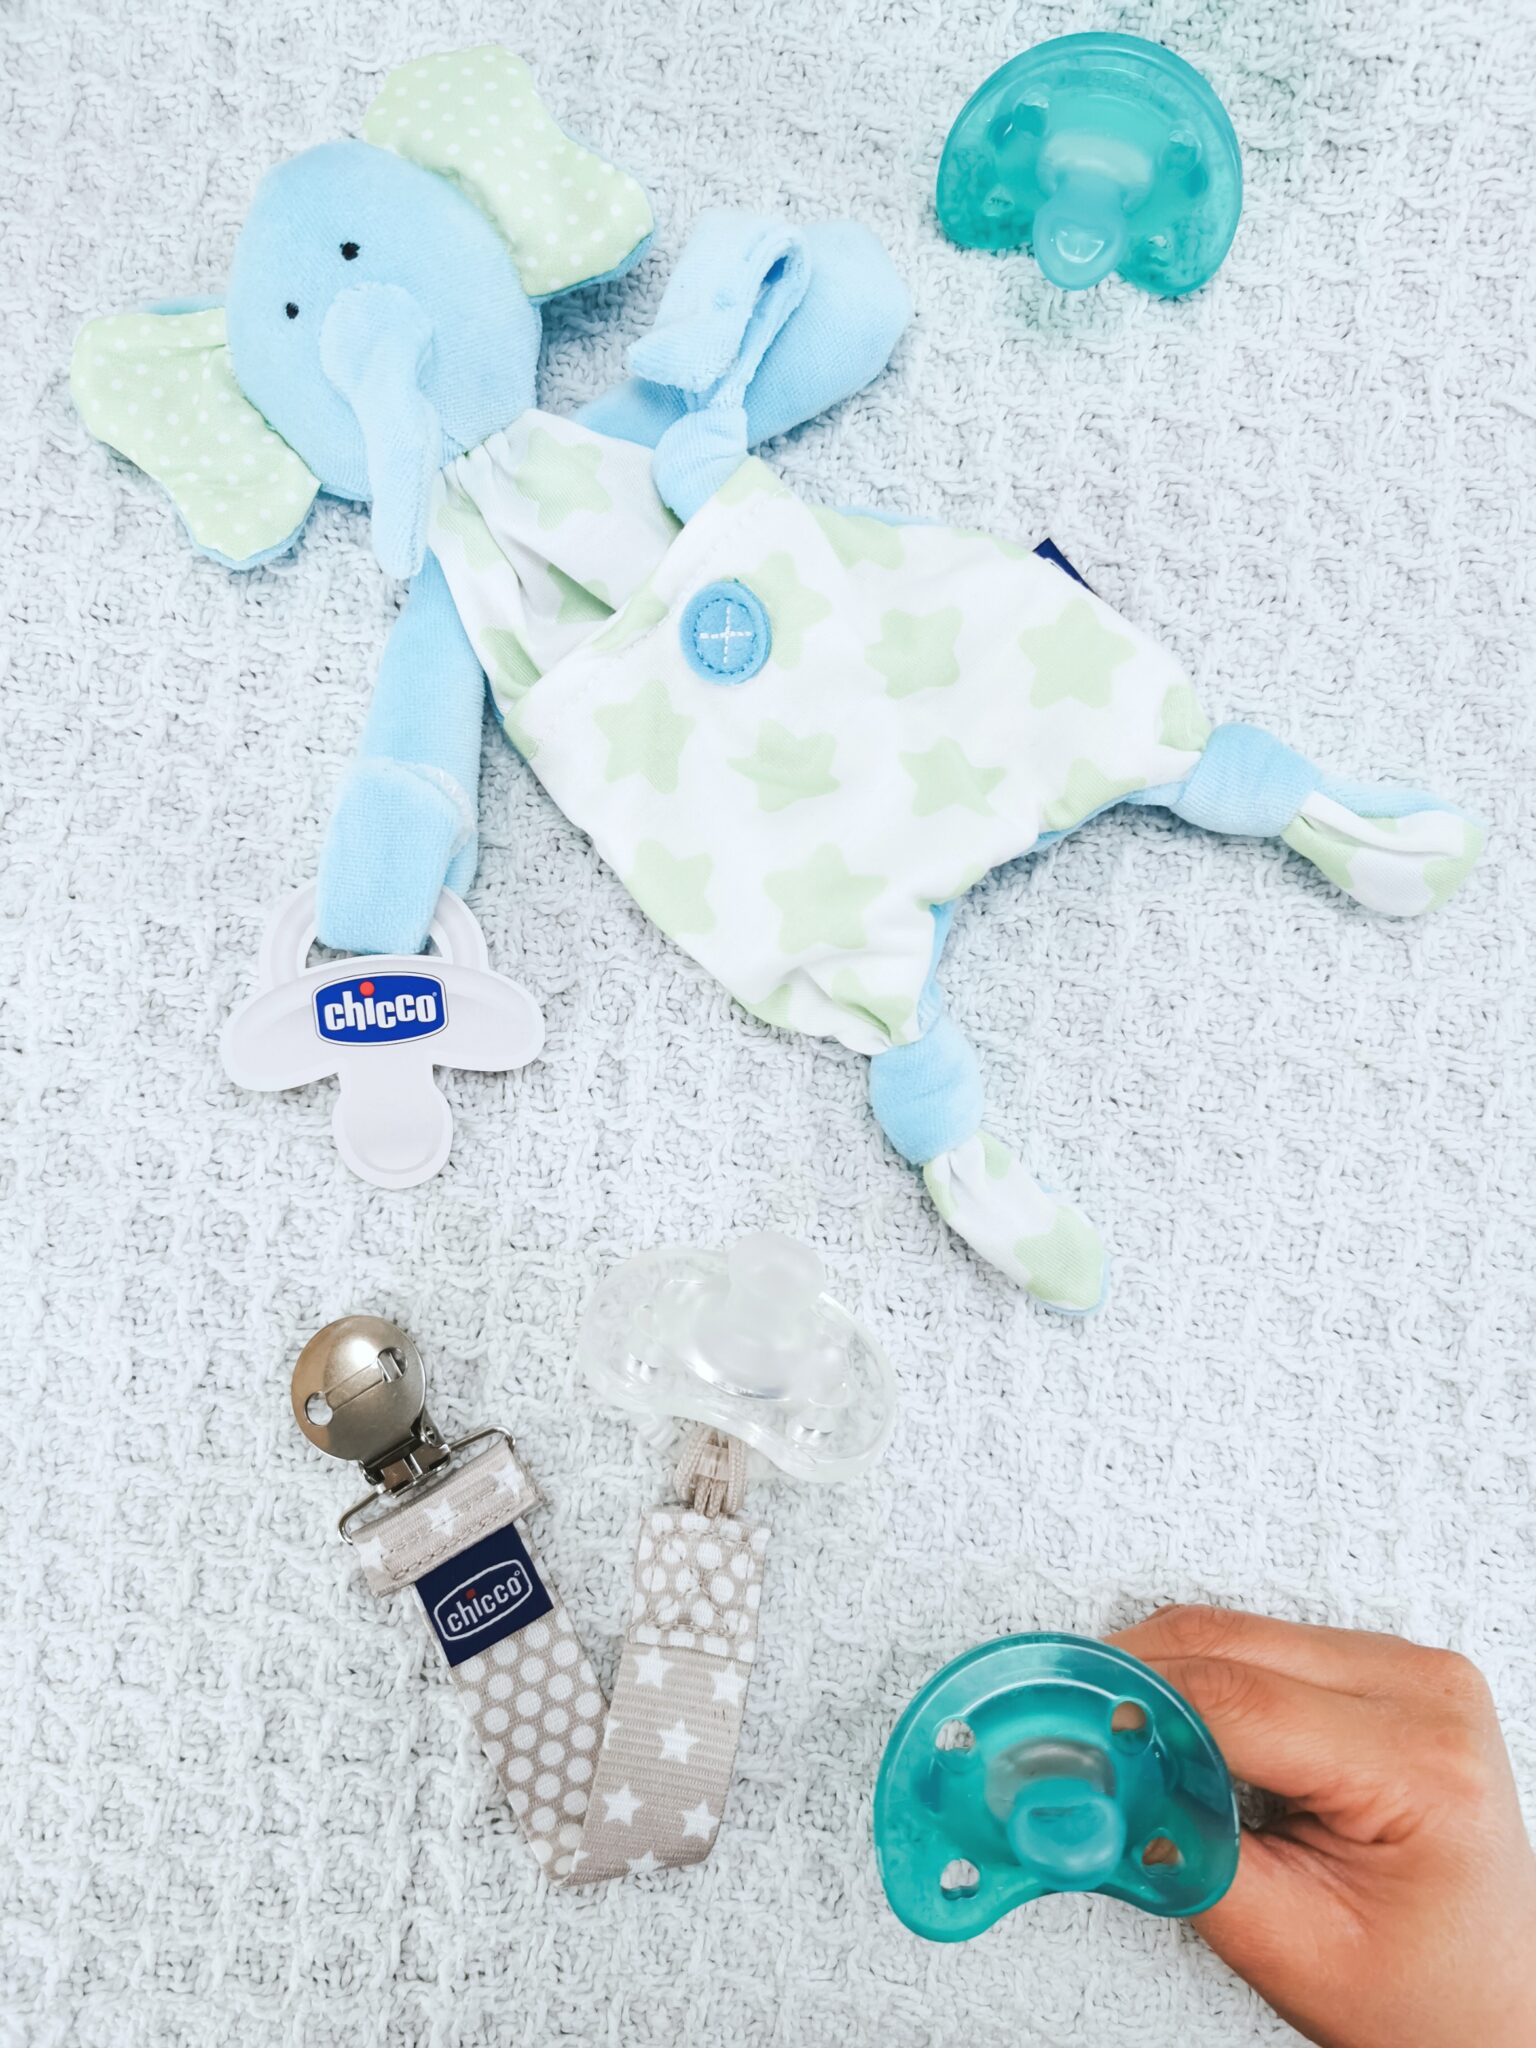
[4,1,1533,2043]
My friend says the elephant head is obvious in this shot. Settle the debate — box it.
[71,48,653,578]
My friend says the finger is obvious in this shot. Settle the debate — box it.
[1131,1653,1395,1812]
[1108,1604,1421,1699]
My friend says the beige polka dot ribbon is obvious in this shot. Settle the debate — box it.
[353,1437,767,1882]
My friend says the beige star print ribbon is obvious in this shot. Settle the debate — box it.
[352,1437,767,1882]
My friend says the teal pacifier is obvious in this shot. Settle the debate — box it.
[874,1634,1240,1940]
[936,34,1243,297]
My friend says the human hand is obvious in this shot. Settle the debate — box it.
[1106,1605,1536,2048]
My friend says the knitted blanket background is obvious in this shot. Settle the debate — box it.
[4,1,1533,2042]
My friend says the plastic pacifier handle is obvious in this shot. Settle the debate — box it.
[873,1634,1240,1940]
[577,1232,897,1482]
[936,33,1243,298]
[222,884,544,1190]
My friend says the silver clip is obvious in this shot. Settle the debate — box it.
[293,1316,520,1543]
[292,1314,452,1524]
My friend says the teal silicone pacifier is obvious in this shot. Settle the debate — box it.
[874,1634,1240,1940]
[936,34,1242,297]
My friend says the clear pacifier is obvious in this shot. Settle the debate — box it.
[937,33,1243,297]
[577,1232,897,1482]
[874,1634,1240,1940]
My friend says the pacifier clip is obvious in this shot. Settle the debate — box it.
[293,1317,766,1883]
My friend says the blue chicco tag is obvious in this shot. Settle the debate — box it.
[314,970,448,1046]
[415,1520,554,1668]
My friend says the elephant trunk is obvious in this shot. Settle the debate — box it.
[320,283,441,579]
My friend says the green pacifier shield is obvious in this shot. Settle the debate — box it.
[937,33,1243,297]
[873,1634,1240,1940]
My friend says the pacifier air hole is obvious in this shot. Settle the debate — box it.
[1111,1699,1153,1751]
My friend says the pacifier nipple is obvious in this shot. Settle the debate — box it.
[690,1233,832,1398]
[578,1233,897,1482]
[1006,1776,1126,1890]
[1031,173,1129,291]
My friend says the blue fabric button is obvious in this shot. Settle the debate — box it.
[680,580,771,683]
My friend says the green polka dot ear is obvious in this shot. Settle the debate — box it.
[70,308,319,568]
[363,47,654,301]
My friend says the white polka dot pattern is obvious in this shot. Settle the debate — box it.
[450,1603,605,1874]
[363,48,653,301]
[358,1458,766,1885]
[69,309,319,566]
[630,1508,768,1661]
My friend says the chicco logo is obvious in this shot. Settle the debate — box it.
[432,1560,535,1643]
[314,971,447,1046]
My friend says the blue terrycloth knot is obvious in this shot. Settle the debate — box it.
[1171,722,1318,838]
[868,1014,984,1165]
[652,405,751,524]
[626,213,810,522]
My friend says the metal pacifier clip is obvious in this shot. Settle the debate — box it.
[293,1234,896,1884]
[223,885,544,1189]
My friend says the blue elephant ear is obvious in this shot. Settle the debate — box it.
[364,47,654,300]
[71,308,319,568]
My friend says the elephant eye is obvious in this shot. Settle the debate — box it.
[284,302,299,319]
[340,242,360,260]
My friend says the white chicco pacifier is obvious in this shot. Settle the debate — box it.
[221,884,544,1189]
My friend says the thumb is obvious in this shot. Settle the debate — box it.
[1192,1820,1363,2035]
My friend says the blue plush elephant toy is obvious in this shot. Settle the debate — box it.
[73,46,1482,1312]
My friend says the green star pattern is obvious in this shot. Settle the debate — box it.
[729,721,840,812]
[743,553,831,666]
[1020,599,1135,708]
[811,505,904,571]
[1158,680,1211,751]
[764,844,885,955]
[435,490,507,571]
[1041,759,1145,833]
[979,1132,1013,1180]
[592,584,670,655]
[713,460,781,511]
[922,1162,958,1224]
[902,739,1004,818]
[628,841,715,937]
[743,981,797,1030]
[1013,1207,1104,1311]
[1280,815,1355,894]
[595,677,693,793]
[869,607,962,698]
[516,429,611,530]
[1422,822,1485,908]
[828,970,914,1043]
[481,627,541,705]
[549,564,612,627]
